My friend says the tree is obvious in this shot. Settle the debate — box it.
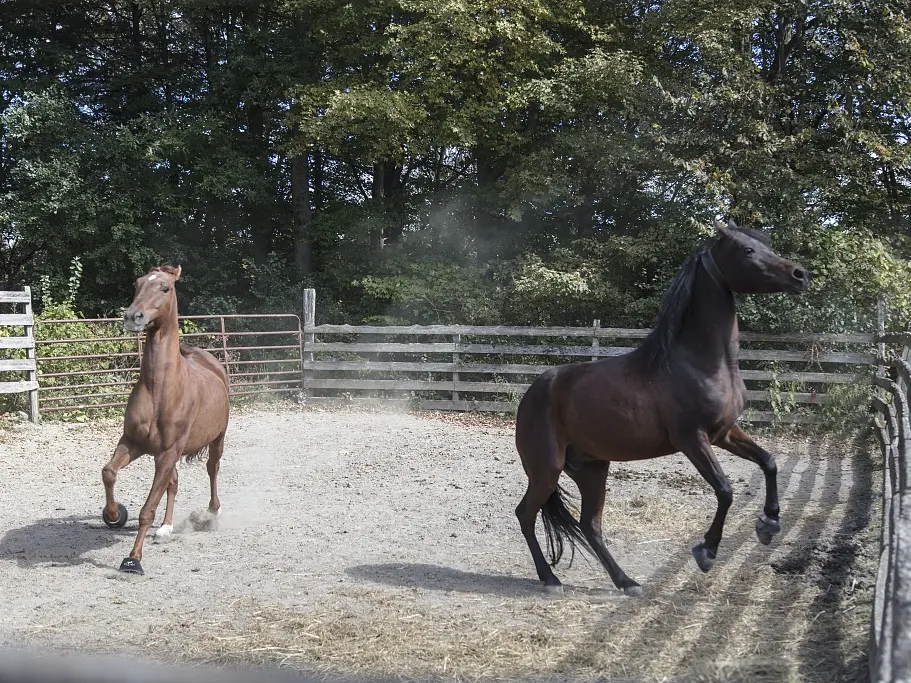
[0,0,908,331]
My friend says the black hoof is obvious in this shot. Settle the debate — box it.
[118,557,144,575]
[755,515,781,546]
[543,578,564,595]
[692,543,717,573]
[622,583,643,597]
[102,503,128,529]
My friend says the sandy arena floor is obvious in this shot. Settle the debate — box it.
[0,406,878,682]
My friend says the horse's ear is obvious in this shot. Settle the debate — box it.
[174,265,182,281]
[727,217,739,230]
[714,219,731,237]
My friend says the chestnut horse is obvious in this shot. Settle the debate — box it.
[100,265,230,575]
[514,220,809,595]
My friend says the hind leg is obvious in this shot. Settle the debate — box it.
[154,467,178,542]
[514,383,567,592]
[717,424,780,545]
[206,432,225,514]
[515,477,563,591]
[565,459,642,596]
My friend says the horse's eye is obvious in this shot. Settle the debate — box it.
[163,287,170,293]
[744,247,754,255]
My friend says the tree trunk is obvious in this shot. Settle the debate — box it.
[371,162,385,251]
[313,148,324,211]
[382,159,405,244]
[246,102,272,265]
[292,150,312,277]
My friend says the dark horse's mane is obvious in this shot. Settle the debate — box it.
[637,227,771,370]
[637,241,714,370]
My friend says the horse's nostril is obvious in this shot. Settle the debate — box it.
[134,311,144,320]
[792,268,807,281]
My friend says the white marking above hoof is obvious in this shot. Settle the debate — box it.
[153,524,174,543]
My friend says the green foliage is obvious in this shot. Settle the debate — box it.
[0,0,909,360]
[29,259,136,420]
[816,380,876,435]
[356,260,499,324]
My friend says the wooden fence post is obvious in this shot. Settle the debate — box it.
[893,318,911,680]
[452,333,460,403]
[877,299,886,381]
[219,316,231,385]
[591,319,600,362]
[871,298,889,682]
[23,287,38,423]
[302,289,316,395]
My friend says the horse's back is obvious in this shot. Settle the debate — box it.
[180,344,230,443]
[180,344,229,388]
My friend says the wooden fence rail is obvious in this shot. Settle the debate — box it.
[870,326,911,682]
[299,291,876,423]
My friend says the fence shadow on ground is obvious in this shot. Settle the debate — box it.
[540,432,874,683]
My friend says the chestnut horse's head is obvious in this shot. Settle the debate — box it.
[123,265,182,333]
[709,219,809,295]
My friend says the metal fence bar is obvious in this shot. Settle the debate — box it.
[34,313,304,414]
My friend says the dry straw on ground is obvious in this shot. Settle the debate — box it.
[161,447,877,683]
[151,429,877,683]
[167,554,873,683]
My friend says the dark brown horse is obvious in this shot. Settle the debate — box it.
[100,265,230,575]
[514,220,809,595]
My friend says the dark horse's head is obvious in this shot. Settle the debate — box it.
[123,265,181,333]
[709,219,809,294]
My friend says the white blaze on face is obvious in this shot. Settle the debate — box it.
[148,274,159,281]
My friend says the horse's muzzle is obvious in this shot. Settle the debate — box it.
[123,310,147,332]
[785,265,809,293]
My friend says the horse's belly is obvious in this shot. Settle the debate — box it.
[564,399,675,461]
[184,383,229,452]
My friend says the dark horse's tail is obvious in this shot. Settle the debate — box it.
[540,484,594,568]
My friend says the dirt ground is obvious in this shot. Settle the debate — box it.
[0,405,879,682]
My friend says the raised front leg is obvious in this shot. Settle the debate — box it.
[717,424,781,545]
[676,431,734,573]
[101,436,142,529]
[119,446,184,575]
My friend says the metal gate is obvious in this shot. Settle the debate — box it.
[35,314,303,415]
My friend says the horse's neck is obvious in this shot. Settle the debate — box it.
[678,269,739,367]
[141,316,184,393]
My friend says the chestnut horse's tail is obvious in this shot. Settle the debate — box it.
[183,446,209,463]
[540,484,592,568]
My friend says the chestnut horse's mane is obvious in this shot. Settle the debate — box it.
[146,265,181,278]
